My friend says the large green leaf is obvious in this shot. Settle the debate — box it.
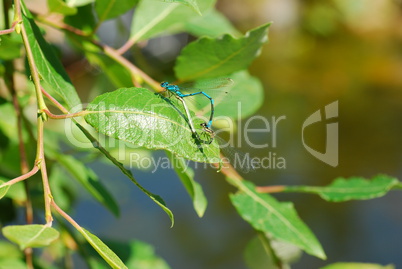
[64,4,97,34]
[84,87,221,163]
[228,178,326,260]
[95,0,139,23]
[2,225,59,250]
[175,23,271,81]
[320,263,395,269]
[0,35,22,60]
[284,175,400,202]
[185,8,240,38]
[130,0,215,42]
[166,151,207,217]
[74,122,175,227]
[21,10,81,110]
[79,228,127,269]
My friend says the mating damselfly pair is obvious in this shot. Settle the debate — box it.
[160,77,232,143]
[160,78,256,173]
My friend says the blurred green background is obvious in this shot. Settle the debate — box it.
[30,0,402,268]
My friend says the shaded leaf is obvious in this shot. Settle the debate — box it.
[48,0,77,15]
[0,179,10,199]
[51,153,120,217]
[21,9,81,110]
[185,8,240,38]
[95,0,139,23]
[84,87,221,163]
[79,228,128,269]
[2,225,59,250]
[130,0,215,42]
[175,23,271,81]
[228,178,326,259]
[64,4,97,34]
[0,35,22,60]
[320,263,395,269]
[284,174,400,202]
[166,151,207,217]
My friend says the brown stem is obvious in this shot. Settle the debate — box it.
[255,185,286,193]
[0,165,39,188]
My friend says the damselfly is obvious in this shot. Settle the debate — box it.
[198,123,256,173]
[160,78,233,132]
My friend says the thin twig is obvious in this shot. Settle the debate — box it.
[255,185,286,193]
[0,166,39,188]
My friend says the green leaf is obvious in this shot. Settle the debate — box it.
[228,178,326,260]
[21,10,81,110]
[166,151,207,217]
[2,225,59,250]
[95,0,139,23]
[64,4,97,35]
[189,71,264,120]
[0,258,26,269]
[0,35,22,60]
[244,234,302,269]
[130,0,215,42]
[74,122,175,226]
[66,0,94,7]
[320,263,395,269]
[284,174,400,202]
[48,0,77,15]
[175,23,271,81]
[185,8,240,38]
[0,179,10,199]
[84,87,221,163]
[51,153,120,217]
[49,165,76,211]
[0,241,23,260]
[79,228,128,269]
[162,0,201,15]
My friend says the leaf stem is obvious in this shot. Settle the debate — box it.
[255,185,286,193]
[43,109,88,119]
[0,166,39,189]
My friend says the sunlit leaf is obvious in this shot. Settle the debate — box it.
[95,0,139,23]
[130,0,215,42]
[175,23,271,81]
[320,263,395,269]
[74,122,175,227]
[79,228,127,269]
[84,87,221,163]
[66,0,94,7]
[48,0,77,15]
[21,9,81,110]
[284,174,400,202]
[2,225,59,250]
[228,178,326,260]
[166,151,207,217]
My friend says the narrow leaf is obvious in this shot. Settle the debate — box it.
[228,178,326,260]
[79,228,128,269]
[95,0,139,22]
[21,9,81,110]
[175,23,271,81]
[0,179,10,199]
[166,151,207,217]
[53,153,120,217]
[2,225,59,250]
[320,263,395,269]
[130,0,215,42]
[74,122,175,226]
[284,174,399,202]
[162,0,201,15]
[84,87,221,163]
